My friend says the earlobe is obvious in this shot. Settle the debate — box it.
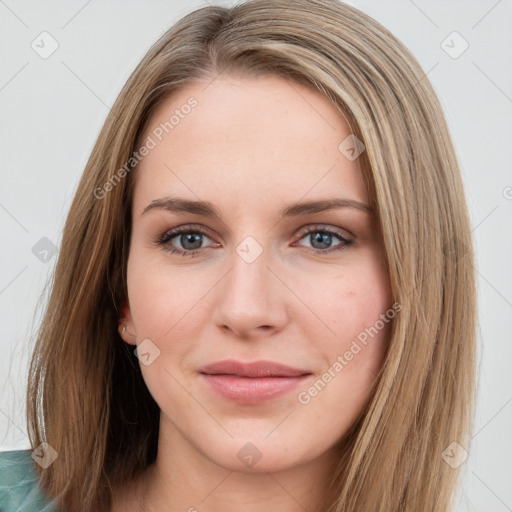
[118,321,137,345]
[118,300,137,345]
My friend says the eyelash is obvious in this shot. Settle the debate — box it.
[156,224,353,257]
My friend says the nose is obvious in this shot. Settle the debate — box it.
[211,244,289,339]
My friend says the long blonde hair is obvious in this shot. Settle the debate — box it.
[27,1,477,510]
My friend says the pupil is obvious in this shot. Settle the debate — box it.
[182,233,202,250]
[312,232,331,249]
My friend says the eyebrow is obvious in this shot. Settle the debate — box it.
[142,196,373,218]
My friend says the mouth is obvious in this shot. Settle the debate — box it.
[198,359,313,404]
[198,359,311,378]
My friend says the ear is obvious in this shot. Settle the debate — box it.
[118,300,137,346]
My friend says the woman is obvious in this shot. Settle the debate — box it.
[0,0,477,511]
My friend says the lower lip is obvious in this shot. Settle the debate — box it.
[200,373,312,405]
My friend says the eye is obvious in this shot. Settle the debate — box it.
[294,225,353,254]
[156,224,353,257]
[157,225,216,257]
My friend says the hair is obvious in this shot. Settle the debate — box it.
[26,0,477,510]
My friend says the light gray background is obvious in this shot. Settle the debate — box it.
[1,1,511,510]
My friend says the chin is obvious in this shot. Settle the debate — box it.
[192,431,324,475]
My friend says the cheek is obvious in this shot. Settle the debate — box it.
[295,272,393,441]
[125,252,205,402]
[315,253,392,387]
[126,249,203,337]
[305,252,391,341]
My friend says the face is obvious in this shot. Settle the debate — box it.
[121,75,393,473]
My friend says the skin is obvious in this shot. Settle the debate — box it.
[113,75,392,512]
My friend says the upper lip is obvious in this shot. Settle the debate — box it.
[199,359,312,378]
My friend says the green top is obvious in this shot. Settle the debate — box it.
[0,449,57,511]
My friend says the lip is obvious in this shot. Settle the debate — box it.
[198,359,311,378]
[198,359,313,405]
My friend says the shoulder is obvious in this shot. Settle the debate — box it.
[0,448,57,511]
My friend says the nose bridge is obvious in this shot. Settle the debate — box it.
[212,236,287,335]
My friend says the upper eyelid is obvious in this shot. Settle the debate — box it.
[160,224,215,241]
[295,224,352,240]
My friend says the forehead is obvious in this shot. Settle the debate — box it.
[133,75,368,213]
